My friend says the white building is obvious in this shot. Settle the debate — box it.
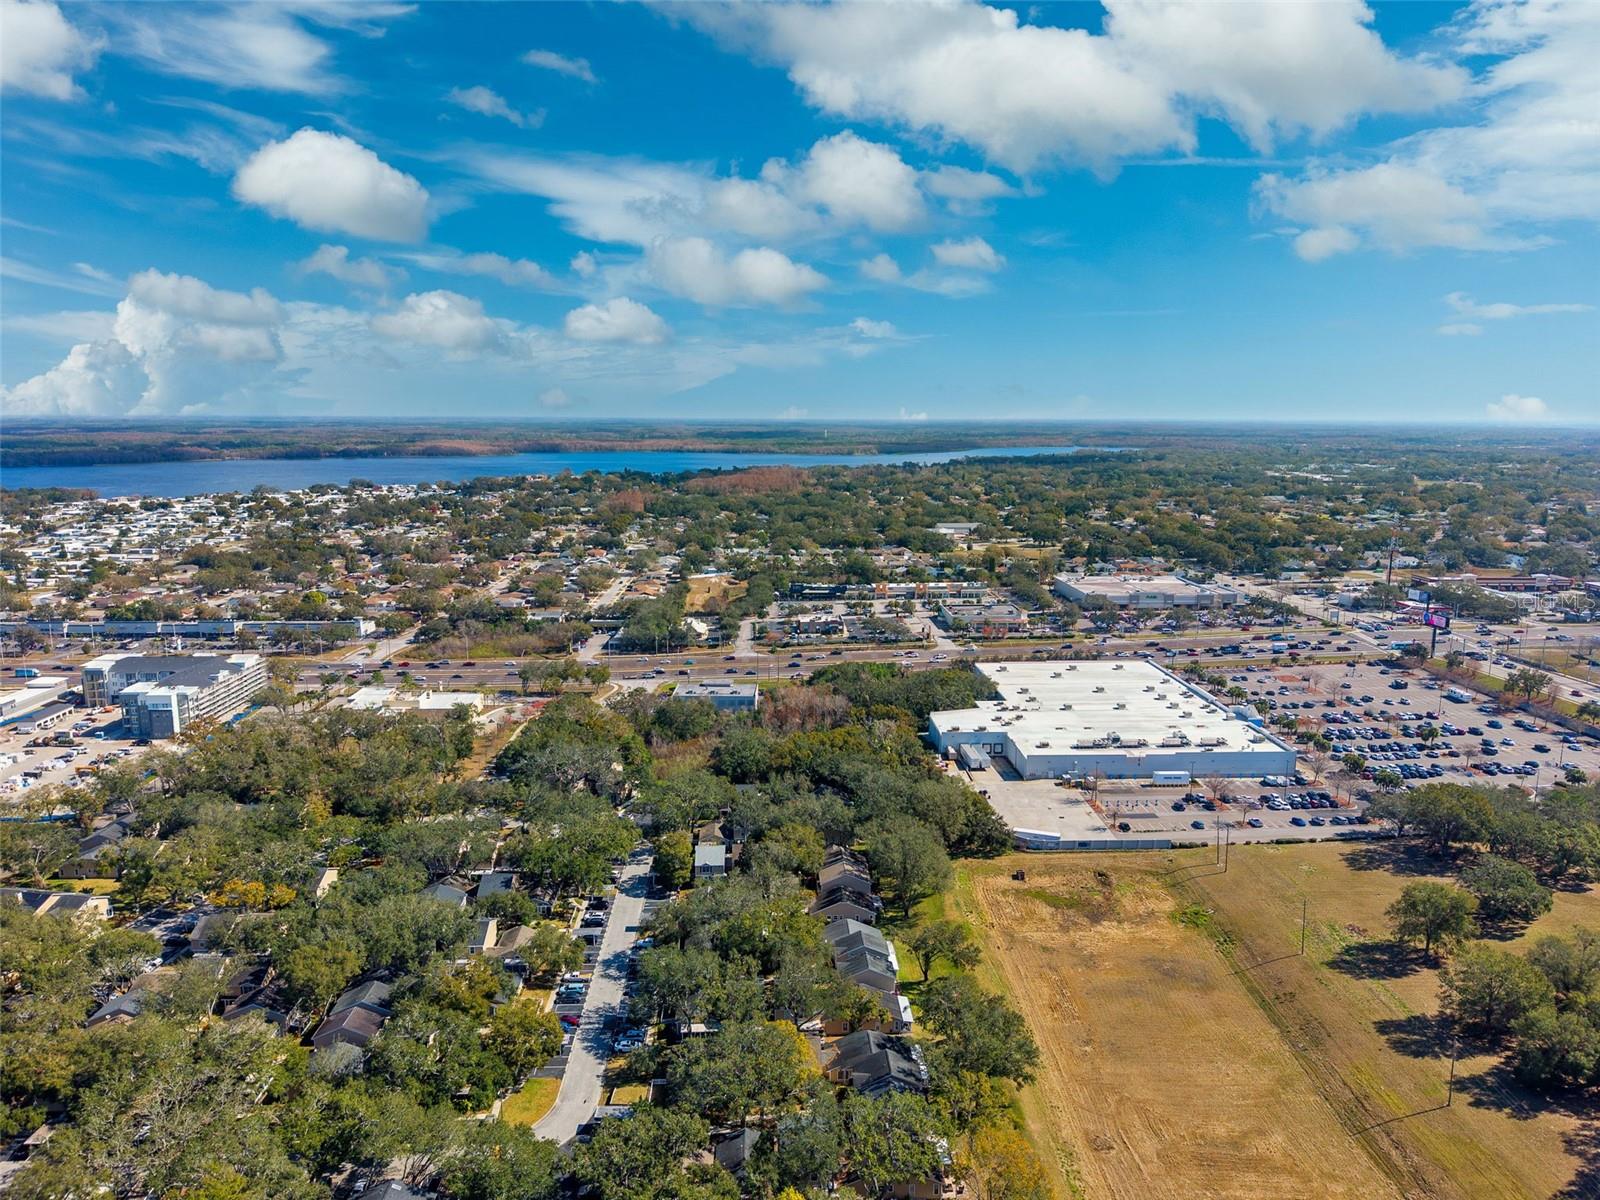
[81,652,268,739]
[673,680,759,712]
[928,659,1294,781]
[1052,574,1241,609]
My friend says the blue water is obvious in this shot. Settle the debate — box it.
[1,444,1101,498]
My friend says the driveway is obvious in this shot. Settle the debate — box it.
[533,850,650,1145]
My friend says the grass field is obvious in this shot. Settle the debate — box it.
[950,845,1600,1200]
[499,1076,559,1125]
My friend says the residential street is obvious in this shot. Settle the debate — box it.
[532,851,651,1145]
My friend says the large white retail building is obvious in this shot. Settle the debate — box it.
[928,659,1295,781]
[1052,574,1241,609]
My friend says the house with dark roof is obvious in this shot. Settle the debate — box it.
[310,1005,387,1050]
[2,886,114,920]
[825,1030,928,1097]
[329,979,393,1017]
[419,879,470,908]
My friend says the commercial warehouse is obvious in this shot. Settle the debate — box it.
[928,659,1294,781]
[1052,574,1241,609]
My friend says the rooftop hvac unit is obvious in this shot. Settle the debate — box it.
[1092,686,1106,693]
[1051,671,1062,678]
[1035,741,1050,748]
[1059,703,1072,710]
[1143,685,1155,692]
[1065,664,1077,670]
[1181,711,1193,718]
[1017,687,1029,693]
[1113,664,1124,670]
[1113,702,1127,710]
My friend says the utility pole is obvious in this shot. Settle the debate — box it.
[1446,1038,1460,1106]
[1299,896,1308,955]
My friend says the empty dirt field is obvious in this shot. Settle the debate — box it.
[953,846,1600,1200]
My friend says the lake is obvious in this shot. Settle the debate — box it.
[0,444,1103,498]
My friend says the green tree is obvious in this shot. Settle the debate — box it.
[839,1091,948,1194]
[1512,1006,1600,1090]
[487,1001,564,1080]
[961,1126,1051,1200]
[1440,942,1554,1035]
[1459,855,1553,924]
[917,974,1039,1084]
[438,1120,560,1200]
[663,1021,817,1125]
[571,1105,710,1200]
[862,818,952,916]
[1387,881,1478,957]
[908,920,981,980]
[652,830,694,892]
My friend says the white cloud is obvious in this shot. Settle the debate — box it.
[778,405,809,419]
[371,290,503,354]
[1258,163,1496,260]
[921,164,1016,212]
[898,406,929,421]
[464,132,944,250]
[647,237,826,308]
[446,85,542,129]
[931,236,1005,271]
[562,297,669,345]
[234,128,429,242]
[850,317,899,339]
[705,176,819,241]
[789,131,924,232]
[859,253,902,284]
[1437,322,1483,337]
[1,0,101,100]
[686,0,1459,172]
[106,4,360,95]
[3,268,289,417]
[398,248,559,290]
[1291,226,1360,262]
[522,48,596,84]
[571,251,597,278]
[3,308,117,343]
[1486,393,1549,421]
[295,243,399,291]
[1,255,122,298]
[1445,291,1592,320]
[1257,0,1599,258]
[539,387,573,408]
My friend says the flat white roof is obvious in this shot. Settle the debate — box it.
[1054,574,1233,598]
[931,659,1281,756]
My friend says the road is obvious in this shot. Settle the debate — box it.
[533,852,650,1145]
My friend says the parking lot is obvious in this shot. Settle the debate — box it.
[0,705,149,802]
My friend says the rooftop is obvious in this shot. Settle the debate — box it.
[930,659,1281,756]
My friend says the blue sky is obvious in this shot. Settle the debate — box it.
[2,0,1595,425]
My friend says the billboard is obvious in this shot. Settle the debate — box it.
[1424,609,1451,630]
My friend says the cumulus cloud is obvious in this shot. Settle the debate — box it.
[789,131,924,232]
[571,251,597,278]
[1291,226,1361,262]
[3,269,287,417]
[465,132,937,249]
[922,164,1016,211]
[1,0,101,100]
[1258,162,1495,260]
[1486,393,1549,421]
[1256,1,1598,258]
[685,0,1460,171]
[446,85,542,129]
[563,297,669,345]
[234,128,429,242]
[398,248,560,290]
[295,244,399,291]
[371,290,503,353]
[522,48,596,83]
[648,237,825,308]
[850,317,899,339]
[538,387,573,408]
[859,253,903,284]
[931,236,1005,271]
